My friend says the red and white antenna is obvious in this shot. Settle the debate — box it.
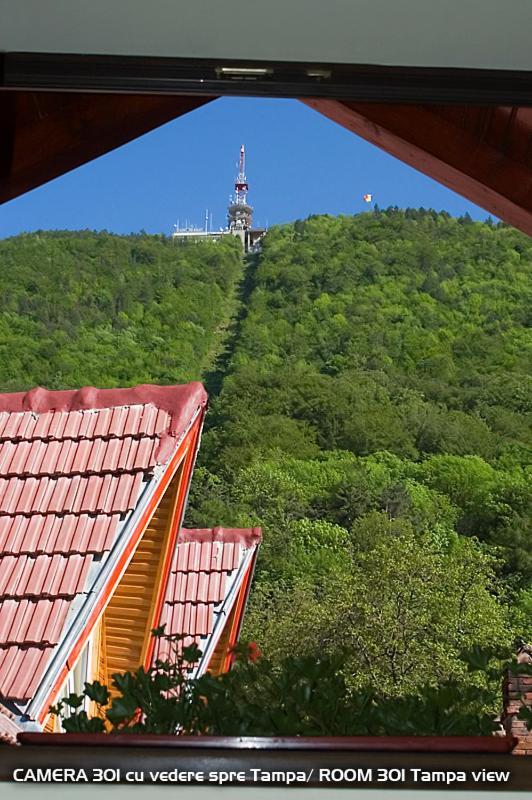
[234,144,249,205]
[228,145,253,231]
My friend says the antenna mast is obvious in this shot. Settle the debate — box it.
[228,144,253,231]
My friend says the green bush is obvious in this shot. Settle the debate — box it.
[50,630,531,737]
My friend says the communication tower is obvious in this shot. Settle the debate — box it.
[227,145,253,231]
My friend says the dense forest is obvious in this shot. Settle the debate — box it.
[187,210,532,699]
[1,212,530,709]
[0,230,242,389]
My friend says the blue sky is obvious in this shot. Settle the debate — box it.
[0,97,492,238]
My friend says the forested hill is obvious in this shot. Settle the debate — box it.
[186,210,532,696]
[203,211,532,469]
[1,212,531,701]
[0,230,243,390]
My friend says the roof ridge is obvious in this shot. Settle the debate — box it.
[0,382,207,421]
[0,383,208,464]
[178,527,263,546]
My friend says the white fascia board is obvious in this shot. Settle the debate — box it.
[1,1,532,71]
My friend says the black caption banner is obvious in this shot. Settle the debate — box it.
[2,747,531,791]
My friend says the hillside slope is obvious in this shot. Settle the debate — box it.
[187,210,532,695]
[1,214,530,700]
[0,230,243,390]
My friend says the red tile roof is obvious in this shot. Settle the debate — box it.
[0,513,120,556]
[0,554,92,598]
[0,599,70,646]
[0,383,207,705]
[0,648,51,703]
[154,527,261,662]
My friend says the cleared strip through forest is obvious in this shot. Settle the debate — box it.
[202,251,261,398]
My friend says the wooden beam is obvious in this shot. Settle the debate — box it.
[0,91,216,204]
[304,100,532,236]
[0,93,16,181]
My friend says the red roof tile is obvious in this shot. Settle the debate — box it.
[0,383,207,705]
[0,554,92,598]
[0,647,52,702]
[0,472,144,516]
[153,527,261,663]
[0,513,119,556]
[0,436,158,477]
[0,599,70,646]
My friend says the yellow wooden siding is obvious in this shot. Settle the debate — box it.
[100,469,181,688]
[43,713,57,732]
[96,616,107,685]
